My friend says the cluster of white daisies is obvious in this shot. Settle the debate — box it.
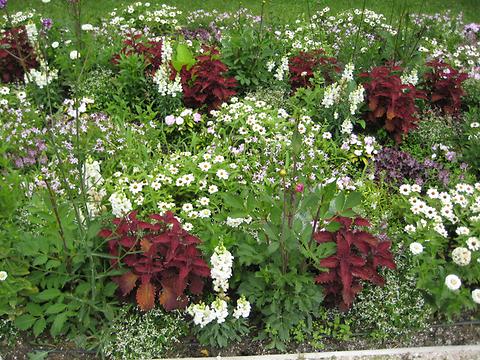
[187,244,251,328]
[401,182,480,304]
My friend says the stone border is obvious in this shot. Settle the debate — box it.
[159,345,480,360]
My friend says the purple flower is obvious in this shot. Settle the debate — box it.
[0,0,7,9]
[42,18,53,31]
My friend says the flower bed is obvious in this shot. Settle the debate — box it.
[0,1,479,359]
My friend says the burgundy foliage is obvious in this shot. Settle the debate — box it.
[288,49,340,92]
[179,46,237,112]
[314,216,396,311]
[0,26,39,83]
[424,60,468,115]
[100,211,210,311]
[112,33,164,75]
[360,65,426,143]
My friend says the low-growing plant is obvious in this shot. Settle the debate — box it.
[100,211,211,311]
[102,306,187,360]
[315,215,396,310]
[289,49,340,92]
[360,65,426,143]
[348,253,434,340]
[374,147,451,187]
[424,60,468,115]
[397,180,480,317]
[0,25,39,83]
[179,46,237,112]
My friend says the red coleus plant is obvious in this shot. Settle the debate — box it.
[99,211,210,311]
[314,216,396,311]
[288,49,340,92]
[112,33,163,75]
[424,60,468,115]
[178,46,237,112]
[0,26,39,83]
[360,65,426,143]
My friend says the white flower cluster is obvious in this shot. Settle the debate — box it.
[342,62,355,81]
[233,295,251,319]
[340,134,378,159]
[267,56,289,81]
[187,243,251,328]
[225,216,252,228]
[109,191,133,217]
[0,271,7,281]
[153,66,182,97]
[84,159,107,217]
[401,68,419,86]
[322,83,342,108]
[210,243,234,293]
[348,84,365,115]
[24,63,58,89]
[152,39,182,97]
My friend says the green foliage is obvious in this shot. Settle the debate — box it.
[463,79,480,109]
[8,191,118,344]
[221,18,282,91]
[193,316,250,348]
[230,180,359,349]
[458,107,480,175]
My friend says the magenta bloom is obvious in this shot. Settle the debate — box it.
[295,183,304,193]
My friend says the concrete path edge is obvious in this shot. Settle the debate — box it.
[158,344,480,360]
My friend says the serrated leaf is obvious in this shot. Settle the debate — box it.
[35,288,61,301]
[33,255,48,266]
[136,282,155,311]
[50,313,68,337]
[15,314,37,330]
[45,303,67,315]
[26,303,43,317]
[33,318,46,337]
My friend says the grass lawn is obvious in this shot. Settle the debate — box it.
[6,0,480,24]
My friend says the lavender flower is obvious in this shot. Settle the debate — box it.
[0,0,7,9]
[42,18,53,31]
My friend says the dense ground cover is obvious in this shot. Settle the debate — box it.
[0,0,479,359]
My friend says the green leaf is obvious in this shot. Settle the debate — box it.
[332,192,346,213]
[45,303,67,315]
[221,192,243,210]
[33,318,46,337]
[26,303,43,317]
[344,191,362,210]
[35,288,61,301]
[325,221,341,232]
[32,254,48,266]
[15,314,37,330]
[172,43,196,72]
[50,313,68,337]
[27,351,49,360]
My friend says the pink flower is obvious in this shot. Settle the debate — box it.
[165,115,175,126]
[295,183,304,193]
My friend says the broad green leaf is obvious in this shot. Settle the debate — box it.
[33,318,46,337]
[45,303,67,315]
[172,43,196,72]
[26,303,43,317]
[32,255,48,266]
[344,191,362,210]
[15,314,37,330]
[50,313,68,337]
[35,288,61,301]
